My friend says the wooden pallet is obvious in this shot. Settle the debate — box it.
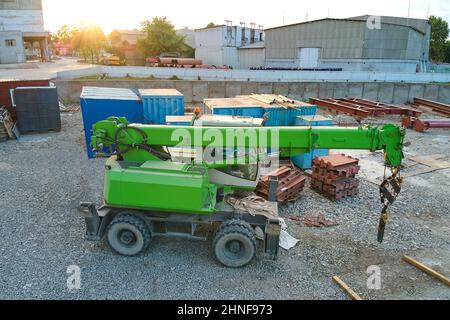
[0,107,15,141]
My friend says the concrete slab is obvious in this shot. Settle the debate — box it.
[303,83,319,100]
[437,85,450,104]
[423,85,440,101]
[393,83,410,104]
[208,82,226,98]
[333,83,349,98]
[193,82,209,102]
[408,84,425,103]
[258,82,273,94]
[240,82,259,95]
[288,83,305,100]
[225,82,241,98]
[318,83,334,99]
[362,83,379,101]
[175,82,193,103]
[348,83,364,98]
[0,57,94,80]
[272,82,289,96]
[378,83,395,103]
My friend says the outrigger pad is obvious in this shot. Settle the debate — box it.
[264,218,281,260]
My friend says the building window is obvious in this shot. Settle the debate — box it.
[5,39,16,47]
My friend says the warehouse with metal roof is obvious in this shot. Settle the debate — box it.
[264,16,431,72]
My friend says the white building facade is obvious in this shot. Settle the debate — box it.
[0,0,49,64]
[194,24,264,69]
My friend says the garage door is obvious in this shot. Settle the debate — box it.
[298,48,320,68]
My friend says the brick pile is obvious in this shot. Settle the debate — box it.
[256,165,306,202]
[311,154,360,200]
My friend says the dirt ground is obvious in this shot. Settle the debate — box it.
[0,110,448,300]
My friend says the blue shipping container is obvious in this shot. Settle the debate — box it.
[80,87,143,159]
[204,96,317,126]
[139,89,184,124]
[212,107,263,118]
[258,106,317,126]
[291,115,335,169]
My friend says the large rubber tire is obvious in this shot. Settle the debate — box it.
[213,221,257,268]
[106,213,151,256]
[217,218,254,234]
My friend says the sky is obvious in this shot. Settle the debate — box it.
[42,0,450,33]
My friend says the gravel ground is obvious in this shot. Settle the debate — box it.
[0,111,448,300]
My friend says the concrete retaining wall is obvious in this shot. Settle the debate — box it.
[54,79,450,105]
[56,65,450,83]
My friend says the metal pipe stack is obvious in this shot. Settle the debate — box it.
[311,154,360,200]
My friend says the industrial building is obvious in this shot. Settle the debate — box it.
[0,0,49,64]
[264,16,431,72]
[194,22,264,68]
[110,30,146,66]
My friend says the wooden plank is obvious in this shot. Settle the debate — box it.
[12,123,20,139]
[408,155,450,168]
[332,276,363,300]
[403,255,450,286]
[3,117,14,138]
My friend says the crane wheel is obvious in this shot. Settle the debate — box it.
[213,221,256,268]
[217,218,254,234]
[107,213,152,256]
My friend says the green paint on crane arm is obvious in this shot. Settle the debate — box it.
[92,117,405,167]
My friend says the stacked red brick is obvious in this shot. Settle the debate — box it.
[256,166,306,202]
[311,154,360,200]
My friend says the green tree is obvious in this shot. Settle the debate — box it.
[108,30,123,46]
[206,22,217,28]
[137,17,185,57]
[445,41,450,63]
[72,24,107,63]
[52,25,76,43]
[429,16,449,62]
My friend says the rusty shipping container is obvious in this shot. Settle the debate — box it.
[0,80,51,121]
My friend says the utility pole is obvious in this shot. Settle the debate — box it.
[407,1,411,26]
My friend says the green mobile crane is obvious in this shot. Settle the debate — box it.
[79,117,405,267]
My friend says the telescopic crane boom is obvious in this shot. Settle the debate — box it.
[79,117,405,266]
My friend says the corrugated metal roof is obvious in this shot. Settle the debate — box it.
[195,25,226,32]
[265,17,425,34]
[80,87,140,100]
[138,89,183,97]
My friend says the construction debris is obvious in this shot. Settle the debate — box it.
[304,214,339,227]
[403,255,450,286]
[310,97,421,118]
[311,154,360,200]
[256,166,306,202]
[59,102,80,113]
[0,107,16,142]
[332,276,363,300]
[401,115,450,132]
[411,98,450,117]
[289,214,339,228]
[226,195,278,217]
